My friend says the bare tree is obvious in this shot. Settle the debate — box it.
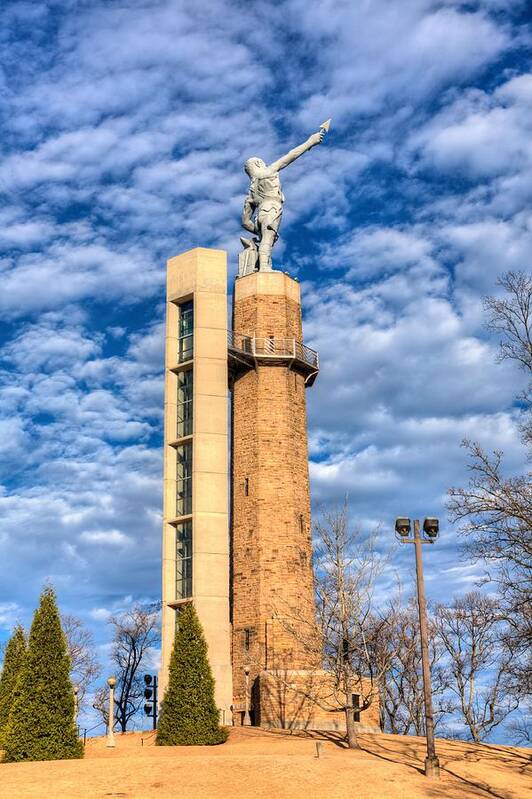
[434,592,519,743]
[448,270,532,691]
[62,614,101,710]
[317,506,396,747]
[484,270,532,375]
[507,706,531,746]
[377,599,452,736]
[91,685,109,727]
[276,503,394,748]
[92,605,159,732]
[448,442,531,658]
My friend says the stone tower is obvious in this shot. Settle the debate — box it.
[229,271,319,725]
[159,250,380,732]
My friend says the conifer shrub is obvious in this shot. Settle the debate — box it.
[0,624,26,749]
[2,586,83,762]
[156,603,227,746]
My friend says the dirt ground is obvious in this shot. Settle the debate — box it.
[1,727,530,799]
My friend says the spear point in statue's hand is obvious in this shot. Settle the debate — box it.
[309,119,332,147]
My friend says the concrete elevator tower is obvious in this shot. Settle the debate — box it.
[229,271,319,725]
[160,248,232,722]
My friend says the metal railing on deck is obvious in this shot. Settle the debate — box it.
[228,331,319,370]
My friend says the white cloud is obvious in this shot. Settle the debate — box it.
[317,226,439,282]
[89,607,112,622]
[80,530,132,546]
[0,239,164,319]
[443,214,532,294]
[3,314,101,371]
[0,602,22,631]
[409,73,532,179]
[293,3,509,123]
[0,418,29,465]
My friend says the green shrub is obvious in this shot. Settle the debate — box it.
[2,587,83,762]
[156,603,227,746]
[0,625,26,748]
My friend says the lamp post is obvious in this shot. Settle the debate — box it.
[243,666,251,726]
[106,676,116,748]
[395,517,441,779]
[73,684,79,724]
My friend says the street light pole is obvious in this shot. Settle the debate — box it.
[395,517,441,779]
[73,684,79,724]
[243,666,251,726]
[413,520,440,778]
[106,676,116,748]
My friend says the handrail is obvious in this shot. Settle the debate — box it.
[228,331,319,370]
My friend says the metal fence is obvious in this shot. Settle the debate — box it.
[228,331,319,369]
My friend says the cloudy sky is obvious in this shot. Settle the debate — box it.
[0,0,530,707]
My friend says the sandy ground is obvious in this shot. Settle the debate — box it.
[1,727,530,799]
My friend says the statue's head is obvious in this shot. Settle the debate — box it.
[244,157,265,177]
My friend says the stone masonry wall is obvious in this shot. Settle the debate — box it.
[259,671,381,732]
[231,275,316,724]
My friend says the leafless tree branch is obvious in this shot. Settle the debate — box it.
[275,502,395,748]
[92,605,159,732]
[434,592,520,743]
[62,613,101,711]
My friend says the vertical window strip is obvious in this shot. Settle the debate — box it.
[178,300,194,363]
[176,519,193,600]
[177,368,193,438]
[176,441,192,517]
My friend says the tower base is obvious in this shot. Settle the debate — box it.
[233,669,381,732]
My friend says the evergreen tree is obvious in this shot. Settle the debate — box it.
[0,624,26,748]
[2,587,83,762]
[156,603,227,746]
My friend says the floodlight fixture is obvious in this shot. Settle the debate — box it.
[423,518,439,539]
[395,517,411,537]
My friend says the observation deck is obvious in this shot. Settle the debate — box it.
[228,330,319,386]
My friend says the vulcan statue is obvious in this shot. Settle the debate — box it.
[239,120,331,276]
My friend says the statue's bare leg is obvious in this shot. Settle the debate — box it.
[258,228,275,271]
[258,206,282,271]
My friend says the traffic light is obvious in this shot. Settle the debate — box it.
[143,674,158,730]
[144,674,153,702]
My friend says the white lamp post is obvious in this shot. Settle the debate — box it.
[73,683,79,724]
[106,676,116,748]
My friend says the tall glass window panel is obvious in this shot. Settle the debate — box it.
[176,442,192,516]
[176,521,192,599]
[178,300,193,363]
[176,369,193,439]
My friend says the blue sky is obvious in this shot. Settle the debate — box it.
[0,0,530,723]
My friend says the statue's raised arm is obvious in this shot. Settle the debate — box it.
[269,130,325,173]
[239,120,331,275]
